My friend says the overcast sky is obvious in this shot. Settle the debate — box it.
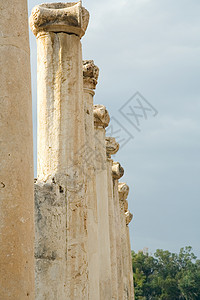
[28,0,200,257]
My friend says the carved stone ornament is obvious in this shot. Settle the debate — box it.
[105,137,119,158]
[112,161,124,180]
[125,210,133,225]
[93,105,110,128]
[29,2,89,38]
[124,200,128,212]
[83,60,99,90]
[118,182,129,201]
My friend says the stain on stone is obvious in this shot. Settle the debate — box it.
[59,185,64,193]
[0,182,5,188]
[35,251,57,261]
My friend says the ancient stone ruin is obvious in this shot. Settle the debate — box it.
[0,1,134,299]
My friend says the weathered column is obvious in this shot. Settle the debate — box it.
[30,3,90,299]
[112,161,124,300]
[83,60,100,300]
[93,105,112,300]
[125,209,135,300]
[118,182,134,299]
[0,1,35,299]
[105,137,119,300]
[34,179,67,299]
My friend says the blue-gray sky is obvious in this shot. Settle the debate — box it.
[28,0,200,256]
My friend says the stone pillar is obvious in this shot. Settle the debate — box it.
[125,209,135,300]
[93,105,112,300]
[83,60,100,300]
[112,161,124,300]
[105,137,119,300]
[118,182,134,299]
[0,1,35,299]
[30,3,90,299]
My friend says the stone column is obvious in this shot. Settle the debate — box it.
[93,105,112,300]
[118,182,134,299]
[0,1,34,299]
[125,209,135,300]
[105,137,120,300]
[83,60,100,300]
[112,161,124,300]
[30,3,90,299]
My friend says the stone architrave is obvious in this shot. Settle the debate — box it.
[112,161,124,300]
[93,105,112,300]
[118,182,134,299]
[30,3,90,299]
[83,60,100,300]
[0,1,35,299]
[105,137,119,300]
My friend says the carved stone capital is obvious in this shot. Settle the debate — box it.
[125,210,133,225]
[83,60,99,90]
[112,162,124,180]
[118,182,129,201]
[29,2,89,38]
[105,137,119,158]
[124,200,128,212]
[93,105,110,128]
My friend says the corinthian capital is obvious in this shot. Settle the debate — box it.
[118,182,129,201]
[105,137,119,158]
[112,162,124,179]
[29,2,89,38]
[83,60,99,90]
[125,210,133,226]
[93,105,110,128]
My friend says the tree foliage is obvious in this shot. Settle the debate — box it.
[132,246,200,300]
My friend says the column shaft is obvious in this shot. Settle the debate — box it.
[94,105,112,300]
[113,179,124,299]
[0,0,35,298]
[83,61,100,300]
[118,182,135,300]
[37,31,88,299]
[30,3,90,299]
[126,227,135,300]
[107,158,118,299]
[105,137,120,300]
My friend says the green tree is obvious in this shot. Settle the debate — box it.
[132,247,200,300]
